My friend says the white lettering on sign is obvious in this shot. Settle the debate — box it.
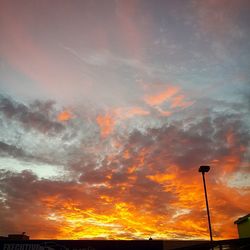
[3,244,42,250]
[3,244,96,250]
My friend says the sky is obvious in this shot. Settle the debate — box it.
[0,0,250,240]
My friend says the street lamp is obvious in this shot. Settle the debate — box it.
[199,165,213,249]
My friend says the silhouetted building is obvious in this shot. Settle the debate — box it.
[0,232,29,240]
[234,214,250,238]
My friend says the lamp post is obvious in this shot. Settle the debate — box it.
[199,165,213,250]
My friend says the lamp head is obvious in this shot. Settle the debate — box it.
[199,165,210,173]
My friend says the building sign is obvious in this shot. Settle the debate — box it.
[0,240,163,250]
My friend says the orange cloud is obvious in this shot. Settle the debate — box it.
[96,113,115,138]
[143,84,193,114]
[170,95,194,109]
[147,173,175,183]
[114,107,149,120]
[144,86,179,106]
[96,107,149,138]
[57,110,73,121]
[2,156,248,240]
[38,168,243,240]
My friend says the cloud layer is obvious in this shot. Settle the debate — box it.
[0,95,249,240]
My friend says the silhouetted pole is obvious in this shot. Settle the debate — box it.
[199,165,213,250]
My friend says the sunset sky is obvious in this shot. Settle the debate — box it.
[0,0,250,240]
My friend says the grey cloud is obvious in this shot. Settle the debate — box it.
[0,141,64,167]
[0,141,26,159]
[0,170,98,237]
[0,96,64,135]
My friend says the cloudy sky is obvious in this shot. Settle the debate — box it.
[0,0,250,240]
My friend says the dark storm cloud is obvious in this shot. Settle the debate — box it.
[0,96,64,135]
[0,141,26,159]
[0,140,64,167]
[0,170,59,237]
[121,111,249,172]
[0,170,97,237]
[0,170,89,204]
